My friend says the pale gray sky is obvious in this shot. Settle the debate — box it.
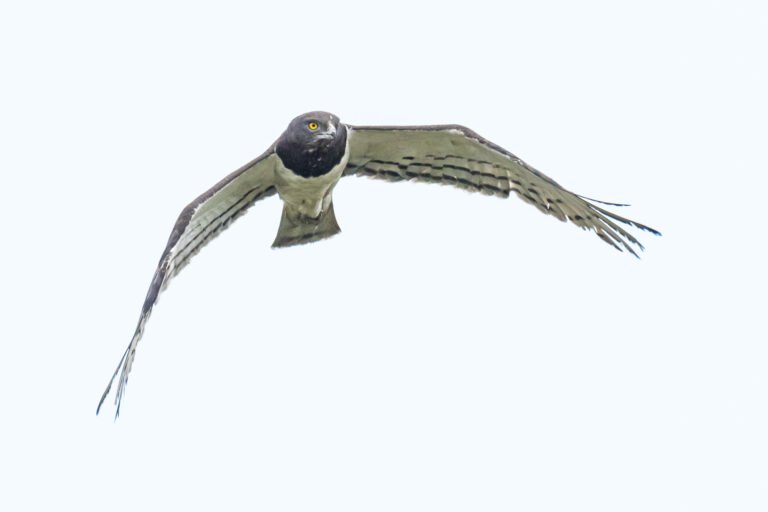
[1,1,766,510]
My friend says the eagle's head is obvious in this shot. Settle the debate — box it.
[275,111,347,178]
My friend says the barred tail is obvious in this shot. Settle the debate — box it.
[272,201,341,248]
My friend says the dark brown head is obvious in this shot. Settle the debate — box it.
[275,111,347,178]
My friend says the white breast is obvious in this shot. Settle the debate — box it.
[274,137,350,218]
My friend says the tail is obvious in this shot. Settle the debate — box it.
[272,201,341,248]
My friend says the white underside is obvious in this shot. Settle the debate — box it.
[274,137,350,218]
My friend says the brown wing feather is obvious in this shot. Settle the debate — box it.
[97,150,278,418]
[344,125,659,255]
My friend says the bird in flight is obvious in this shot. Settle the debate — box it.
[97,111,660,417]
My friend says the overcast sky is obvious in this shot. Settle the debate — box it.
[1,1,766,510]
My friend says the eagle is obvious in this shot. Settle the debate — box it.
[97,111,660,417]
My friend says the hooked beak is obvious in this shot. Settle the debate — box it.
[317,122,337,140]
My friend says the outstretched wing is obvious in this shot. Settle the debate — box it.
[344,124,659,254]
[97,149,279,417]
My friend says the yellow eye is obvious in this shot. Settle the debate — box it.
[307,121,319,131]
